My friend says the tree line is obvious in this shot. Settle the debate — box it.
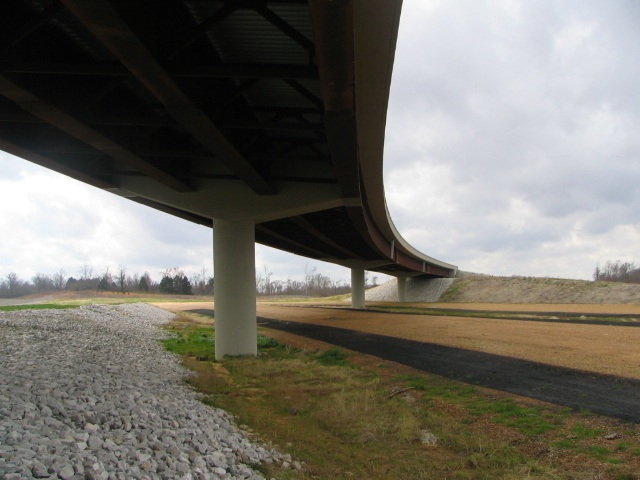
[0,265,213,299]
[254,265,374,297]
[1,264,377,299]
[593,260,640,284]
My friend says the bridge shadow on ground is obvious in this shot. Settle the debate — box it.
[188,309,640,423]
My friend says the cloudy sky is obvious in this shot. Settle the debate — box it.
[1,0,639,283]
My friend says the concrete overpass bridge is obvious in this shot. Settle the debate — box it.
[0,0,457,357]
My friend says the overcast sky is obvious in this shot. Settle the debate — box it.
[1,0,639,283]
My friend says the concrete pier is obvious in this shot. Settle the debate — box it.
[351,267,366,309]
[213,219,257,359]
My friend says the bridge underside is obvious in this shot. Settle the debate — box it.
[1,0,457,356]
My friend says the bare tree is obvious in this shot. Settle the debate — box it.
[53,268,66,290]
[6,272,20,296]
[256,265,274,295]
[32,273,53,292]
[190,267,210,295]
[116,264,127,293]
[126,272,139,292]
[79,265,93,280]
[594,260,640,283]
[97,267,113,292]
[256,265,350,297]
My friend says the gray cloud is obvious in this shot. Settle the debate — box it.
[384,0,640,278]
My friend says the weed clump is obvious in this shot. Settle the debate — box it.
[315,347,349,366]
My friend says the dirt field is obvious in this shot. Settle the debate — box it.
[161,300,640,380]
[263,303,640,380]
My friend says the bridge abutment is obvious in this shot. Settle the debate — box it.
[396,275,408,302]
[213,218,257,360]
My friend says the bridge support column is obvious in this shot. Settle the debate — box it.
[397,275,408,302]
[351,267,365,309]
[213,218,257,360]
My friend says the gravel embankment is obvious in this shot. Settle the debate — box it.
[0,304,286,480]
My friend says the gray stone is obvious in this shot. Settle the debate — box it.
[58,464,75,480]
[420,430,439,447]
[174,460,190,473]
[0,304,287,480]
[31,461,50,478]
[88,435,103,450]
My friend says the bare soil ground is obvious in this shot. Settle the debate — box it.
[255,303,640,381]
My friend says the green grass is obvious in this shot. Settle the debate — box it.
[571,422,603,439]
[55,295,211,306]
[0,303,80,311]
[314,347,349,366]
[161,324,216,361]
[551,424,632,465]
[257,334,281,349]
[400,374,560,437]
[161,324,294,361]
[577,445,623,464]
[475,400,558,436]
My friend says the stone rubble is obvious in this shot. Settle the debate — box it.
[0,303,284,479]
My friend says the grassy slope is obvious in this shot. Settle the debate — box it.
[440,274,640,304]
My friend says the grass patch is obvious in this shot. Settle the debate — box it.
[257,334,281,349]
[571,422,603,439]
[400,374,559,436]
[55,295,210,306]
[159,322,575,478]
[161,324,216,361]
[314,347,349,366]
[467,398,558,436]
[400,374,478,400]
[159,320,640,478]
[0,303,80,311]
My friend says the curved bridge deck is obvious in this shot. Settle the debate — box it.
[1,0,457,355]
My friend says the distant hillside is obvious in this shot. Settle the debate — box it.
[439,273,640,304]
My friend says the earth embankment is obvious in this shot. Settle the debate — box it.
[438,273,640,304]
